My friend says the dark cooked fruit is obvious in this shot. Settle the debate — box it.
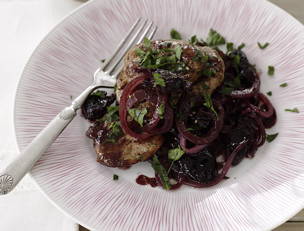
[81,92,115,121]
[171,149,217,183]
[224,116,257,165]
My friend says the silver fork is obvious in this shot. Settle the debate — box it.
[0,18,157,195]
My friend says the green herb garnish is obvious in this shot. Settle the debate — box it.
[153,73,166,87]
[266,91,272,96]
[234,55,241,66]
[113,174,119,180]
[135,48,146,56]
[258,42,269,50]
[101,59,106,63]
[226,42,234,53]
[268,66,275,76]
[266,133,279,143]
[202,68,216,77]
[206,29,226,46]
[285,108,300,113]
[238,43,245,50]
[192,49,208,63]
[168,148,185,161]
[203,93,217,116]
[151,155,171,190]
[91,90,107,98]
[170,29,182,40]
[175,45,182,60]
[280,83,288,88]
[156,103,165,119]
[128,108,148,127]
[106,121,123,143]
[101,106,119,122]
[167,147,185,175]
[143,37,151,48]
[189,35,198,45]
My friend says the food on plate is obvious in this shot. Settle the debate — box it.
[81,29,278,190]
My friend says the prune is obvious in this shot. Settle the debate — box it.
[156,128,179,157]
[81,91,115,121]
[171,149,217,183]
[187,108,215,136]
[228,50,257,89]
[224,116,256,165]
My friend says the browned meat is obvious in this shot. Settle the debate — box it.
[95,134,163,167]
[116,40,225,100]
[93,40,225,168]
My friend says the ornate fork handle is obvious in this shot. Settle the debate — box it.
[0,85,96,195]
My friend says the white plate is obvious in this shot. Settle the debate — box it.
[15,0,304,230]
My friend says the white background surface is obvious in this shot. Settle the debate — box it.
[0,1,83,230]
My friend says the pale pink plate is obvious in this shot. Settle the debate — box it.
[15,0,304,230]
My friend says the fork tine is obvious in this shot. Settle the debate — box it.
[109,23,157,77]
[147,25,158,40]
[108,21,156,75]
[102,18,143,71]
[135,22,155,45]
[106,20,151,74]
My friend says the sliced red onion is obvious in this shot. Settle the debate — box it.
[149,103,174,134]
[126,89,161,131]
[249,93,274,118]
[119,76,174,140]
[119,76,152,140]
[179,135,206,154]
[230,72,260,98]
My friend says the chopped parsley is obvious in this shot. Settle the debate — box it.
[101,106,119,122]
[168,148,185,161]
[266,91,272,96]
[234,55,241,66]
[156,103,165,119]
[135,38,187,72]
[151,155,171,190]
[202,68,216,77]
[106,121,123,143]
[101,59,106,63]
[170,29,182,40]
[113,174,119,180]
[193,49,208,62]
[91,90,107,98]
[266,133,279,143]
[174,45,182,60]
[280,83,288,88]
[268,66,275,76]
[206,29,226,46]
[153,73,166,87]
[167,147,185,175]
[258,42,269,50]
[128,108,148,127]
[203,93,217,116]
[189,35,198,45]
[226,42,234,53]
[238,43,245,50]
[285,108,300,113]
[143,37,151,48]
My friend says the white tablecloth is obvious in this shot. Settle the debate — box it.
[0,0,84,230]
